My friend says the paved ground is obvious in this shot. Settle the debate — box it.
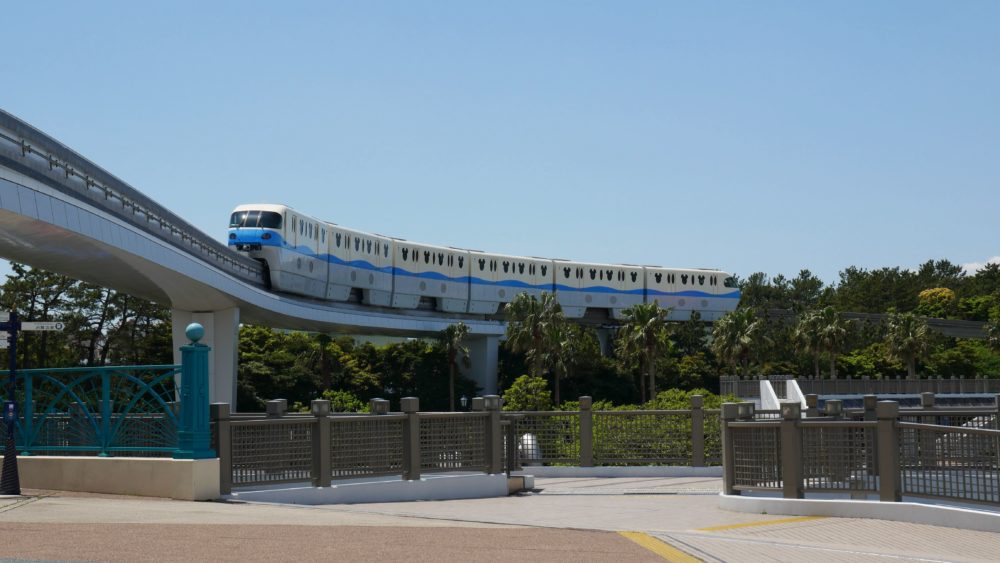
[0,477,998,562]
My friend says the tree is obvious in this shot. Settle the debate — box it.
[793,310,824,379]
[916,287,957,319]
[817,306,851,379]
[885,312,933,379]
[501,374,552,411]
[615,301,671,402]
[711,308,771,376]
[503,292,565,379]
[987,315,1000,352]
[438,321,470,411]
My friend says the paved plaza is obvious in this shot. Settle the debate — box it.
[1,477,998,562]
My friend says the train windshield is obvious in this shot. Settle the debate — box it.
[229,211,282,229]
[723,276,738,288]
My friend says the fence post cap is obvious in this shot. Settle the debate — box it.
[185,323,204,343]
[266,399,287,417]
[781,402,801,420]
[876,401,899,418]
[400,397,419,413]
[483,395,501,411]
[824,400,843,416]
[310,399,331,417]
[471,397,486,411]
[721,403,740,420]
[578,396,593,410]
[920,392,935,408]
[690,395,704,409]
[210,403,230,420]
[863,395,878,410]
[805,394,818,408]
[737,402,755,419]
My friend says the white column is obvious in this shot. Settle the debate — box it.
[172,308,240,408]
[461,335,500,396]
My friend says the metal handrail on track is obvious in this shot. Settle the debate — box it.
[0,109,264,285]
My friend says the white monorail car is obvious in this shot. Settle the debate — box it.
[228,204,740,320]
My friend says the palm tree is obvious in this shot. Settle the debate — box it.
[438,321,470,411]
[816,306,851,379]
[547,323,579,406]
[504,292,565,379]
[711,308,771,377]
[615,301,671,402]
[793,310,823,379]
[885,312,932,379]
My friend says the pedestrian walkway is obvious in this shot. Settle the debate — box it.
[0,477,997,562]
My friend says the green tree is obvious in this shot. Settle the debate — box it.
[503,292,565,379]
[438,321,470,411]
[817,306,851,379]
[986,316,1000,351]
[793,310,824,379]
[916,287,957,319]
[711,308,771,376]
[885,312,933,379]
[501,374,552,411]
[615,301,671,402]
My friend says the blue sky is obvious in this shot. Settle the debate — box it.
[2,2,998,286]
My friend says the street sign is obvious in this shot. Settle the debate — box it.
[0,313,8,322]
[0,340,7,350]
[20,322,64,332]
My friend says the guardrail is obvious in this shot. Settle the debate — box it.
[5,365,182,456]
[0,110,265,285]
[721,400,1000,507]
[211,395,718,494]
[721,375,1000,398]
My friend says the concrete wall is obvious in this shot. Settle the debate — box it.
[17,456,220,501]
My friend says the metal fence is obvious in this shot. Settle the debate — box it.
[722,375,1000,398]
[5,365,182,456]
[213,395,720,493]
[722,400,1000,507]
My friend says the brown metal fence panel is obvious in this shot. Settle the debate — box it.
[802,423,878,493]
[899,423,1000,505]
[330,415,405,479]
[419,413,488,472]
[514,412,581,465]
[593,411,691,465]
[704,409,722,464]
[230,419,313,486]
[731,423,782,490]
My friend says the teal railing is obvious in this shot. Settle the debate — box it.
[4,365,182,456]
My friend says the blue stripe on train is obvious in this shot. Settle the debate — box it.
[228,229,741,300]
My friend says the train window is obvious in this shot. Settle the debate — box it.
[292,216,297,233]
[321,229,326,243]
[300,220,304,236]
[229,211,248,228]
[724,277,738,288]
[258,212,282,229]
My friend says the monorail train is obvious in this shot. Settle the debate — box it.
[228,204,740,320]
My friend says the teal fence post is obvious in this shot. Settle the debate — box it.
[174,323,216,460]
[100,369,111,456]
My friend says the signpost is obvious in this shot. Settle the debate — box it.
[0,312,64,494]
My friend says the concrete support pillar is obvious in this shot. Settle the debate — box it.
[595,328,613,357]
[172,308,240,409]
[460,335,499,396]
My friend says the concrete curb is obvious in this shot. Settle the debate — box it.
[227,473,509,505]
[719,493,1000,534]
[513,466,722,478]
